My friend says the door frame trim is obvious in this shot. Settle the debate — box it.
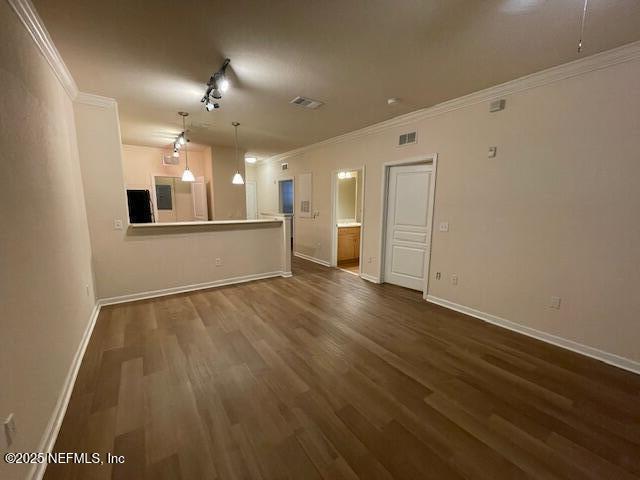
[245,180,258,219]
[330,165,366,275]
[378,154,438,299]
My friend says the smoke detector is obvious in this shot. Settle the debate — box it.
[290,96,324,109]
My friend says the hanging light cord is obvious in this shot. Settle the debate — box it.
[183,115,189,169]
[234,124,238,163]
[578,0,589,53]
[233,122,240,168]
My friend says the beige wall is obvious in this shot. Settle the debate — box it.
[256,57,640,363]
[74,101,285,300]
[122,144,210,187]
[0,4,95,479]
[154,177,194,222]
[122,144,212,220]
[245,163,257,183]
[211,145,247,220]
[122,142,248,221]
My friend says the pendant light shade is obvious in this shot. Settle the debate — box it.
[182,168,195,182]
[232,171,244,184]
[178,112,194,182]
[231,122,245,185]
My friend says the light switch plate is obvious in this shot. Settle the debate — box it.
[114,219,123,230]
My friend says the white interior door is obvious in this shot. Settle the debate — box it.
[191,176,207,220]
[246,181,257,219]
[384,164,432,290]
[150,174,159,222]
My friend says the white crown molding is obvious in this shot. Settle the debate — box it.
[75,92,117,108]
[426,295,640,375]
[265,40,640,164]
[7,0,79,100]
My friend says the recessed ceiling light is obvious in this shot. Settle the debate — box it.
[245,156,257,164]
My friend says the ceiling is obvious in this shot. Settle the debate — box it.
[33,0,640,160]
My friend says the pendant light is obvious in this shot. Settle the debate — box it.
[178,112,195,182]
[577,0,589,53]
[231,121,245,185]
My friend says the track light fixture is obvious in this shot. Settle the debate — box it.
[201,58,231,111]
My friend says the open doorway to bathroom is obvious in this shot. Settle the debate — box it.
[279,178,294,249]
[331,167,364,275]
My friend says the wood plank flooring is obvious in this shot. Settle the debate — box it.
[337,259,360,275]
[45,258,640,479]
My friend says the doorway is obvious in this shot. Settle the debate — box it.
[278,178,294,249]
[279,179,294,214]
[331,167,364,275]
[380,156,437,297]
[246,181,257,219]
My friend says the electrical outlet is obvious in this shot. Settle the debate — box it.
[435,272,441,280]
[215,258,222,267]
[439,222,449,232]
[549,296,561,309]
[3,414,16,449]
[452,274,458,286]
[113,219,123,230]
[488,146,497,158]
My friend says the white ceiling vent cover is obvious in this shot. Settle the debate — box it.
[162,153,180,166]
[398,131,417,146]
[290,96,324,109]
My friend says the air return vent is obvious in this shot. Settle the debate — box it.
[290,96,324,109]
[398,131,417,146]
[162,153,179,166]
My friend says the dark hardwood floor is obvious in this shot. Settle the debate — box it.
[45,258,640,479]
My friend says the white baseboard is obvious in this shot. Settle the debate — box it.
[29,269,294,479]
[30,303,101,480]
[426,295,640,375]
[360,273,381,284]
[98,270,289,306]
[293,251,331,267]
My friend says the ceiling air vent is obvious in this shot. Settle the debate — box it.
[162,153,179,166]
[290,96,324,109]
[398,131,417,146]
